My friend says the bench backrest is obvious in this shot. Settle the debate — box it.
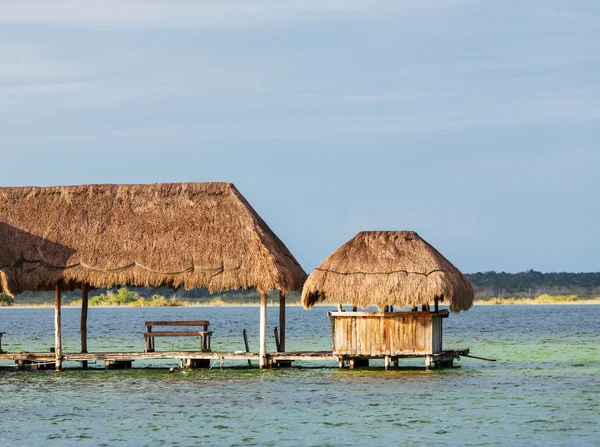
[145,320,209,328]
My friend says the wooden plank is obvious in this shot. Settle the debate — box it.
[351,315,358,354]
[382,315,389,355]
[1,348,469,366]
[142,331,212,337]
[329,316,336,352]
[145,321,209,327]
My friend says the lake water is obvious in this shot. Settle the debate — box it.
[1,305,598,446]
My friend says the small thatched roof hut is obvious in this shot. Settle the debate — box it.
[302,231,474,312]
[0,182,306,296]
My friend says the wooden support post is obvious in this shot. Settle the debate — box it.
[54,283,62,371]
[279,290,286,353]
[384,355,390,370]
[81,283,88,368]
[389,306,394,312]
[259,290,267,369]
[434,297,439,313]
[338,304,343,312]
[274,327,281,352]
[243,329,252,366]
[425,355,432,369]
[352,306,357,312]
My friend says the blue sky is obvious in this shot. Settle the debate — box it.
[0,1,598,273]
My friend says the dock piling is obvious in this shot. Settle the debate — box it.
[81,283,89,368]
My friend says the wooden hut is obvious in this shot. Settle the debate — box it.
[302,231,474,368]
[0,182,307,369]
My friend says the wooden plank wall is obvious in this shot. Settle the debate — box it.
[330,312,435,356]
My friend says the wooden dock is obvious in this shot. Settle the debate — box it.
[0,348,468,370]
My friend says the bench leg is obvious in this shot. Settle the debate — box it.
[145,337,155,353]
[200,334,212,352]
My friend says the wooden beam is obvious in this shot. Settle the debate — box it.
[279,290,286,353]
[54,282,62,371]
[81,283,88,368]
[259,290,267,369]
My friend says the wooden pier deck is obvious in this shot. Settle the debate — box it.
[0,348,469,370]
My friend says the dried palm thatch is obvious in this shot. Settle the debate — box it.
[302,231,474,312]
[0,182,306,296]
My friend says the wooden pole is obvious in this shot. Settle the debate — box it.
[434,297,439,313]
[81,283,89,368]
[279,290,286,353]
[243,329,251,366]
[259,291,267,369]
[274,327,281,352]
[54,282,62,371]
[425,355,432,369]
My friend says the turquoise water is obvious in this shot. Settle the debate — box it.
[1,305,598,446]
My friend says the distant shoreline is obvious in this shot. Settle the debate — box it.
[3,300,599,309]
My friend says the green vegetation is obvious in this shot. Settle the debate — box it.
[68,288,185,307]
[467,270,600,300]
[8,287,301,307]
[479,294,599,305]
[0,293,14,307]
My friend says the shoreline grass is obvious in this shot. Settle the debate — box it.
[3,295,599,308]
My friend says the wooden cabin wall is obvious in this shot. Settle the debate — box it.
[330,312,435,356]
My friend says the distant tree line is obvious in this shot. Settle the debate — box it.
[4,270,600,305]
[466,270,600,298]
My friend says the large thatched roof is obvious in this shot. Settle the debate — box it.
[0,182,306,296]
[302,231,474,312]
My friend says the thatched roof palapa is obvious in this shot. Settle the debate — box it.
[0,182,307,296]
[302,231,474,312]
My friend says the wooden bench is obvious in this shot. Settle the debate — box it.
[143,321,212,353]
